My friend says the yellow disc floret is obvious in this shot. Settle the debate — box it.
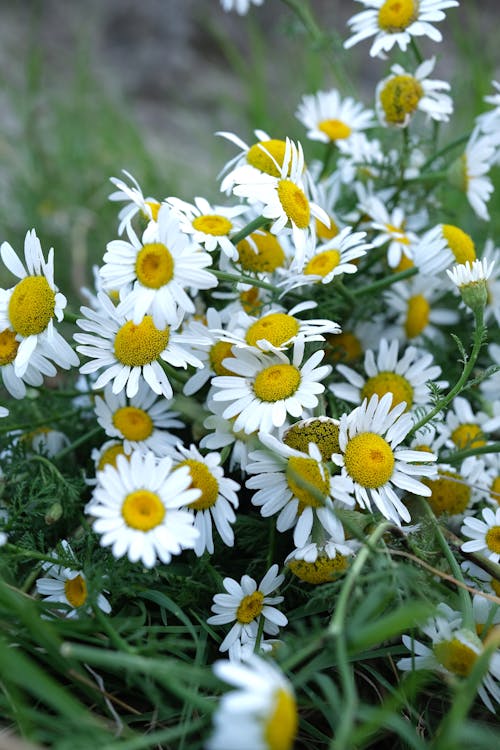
[285,456,329,510]
[97,442,128,471]
[246,139,287,177]
[486,526,500,555]
[344,432,395,488]
[239,286,262,315]
[450,423,485,450]
[264,688,298,750]
[318,119,352,141]
[304,250,341,277]
[135,242,174,288]
[327,331,362,363]
[246,313,299,349]
[209,341,236,376]
[8,276,56,336]
[379,75,423,125]
[277,180,311,229]
[114,316,169,366]
[441,225,476,264]
[433,636,479,677]
[0,328,19,365]
[316,216,340,241]
[121,489,165,531]
[287,553,349,584]
[237,232,286,273]
[177,459,219,511]
[253,364,301,402]
[405,294,430,338]
[236,591,264,623]
[64,574,88,608]
[284,418,340,461]
[192,214,232,236]
[378,0,418,31]
[113,406,154,442]
[361,372,413,411]
[424,470,470,516]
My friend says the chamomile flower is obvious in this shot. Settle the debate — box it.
[330,337,445,413]
[296,89,375,144]
[331,393,438,525]
[344,0,459,58]
[182,308,240,396]
[207,565,287,653]
[108,170,160,236]
[246,433,345,548]
[461,507,500,564]
[447,258,495,312]
[0,329,57,399]
[75,292,206,399]
[285,534,360,584]
[384,276,458,343]
[208,655,298,750]
[36,541,111,618]
[89,440,130,483]
[233,229,288,275]
[94,382,182,456]
[219,0,264,15]
[376,57,453,128]
[413,223,476,276]
[439,396,491,454]
[170,442,240,556]
[218,129,285,192]
[88,450,200,568]
[100,205,216,328]
[362,195,418,268]
[211,340,331,435]
[0,229,78,377]
[450,128,498,221]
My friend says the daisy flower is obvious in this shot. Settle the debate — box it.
[0,229,78,377]
[219,0,264,15]
[376,57,453,128]
[0,329,58,399]
[296,89,375,144]
[207,564,287,654]
[384,275,458,343]
[246,433,346,548]
[207,654,298,750]
[285,533,360,585]
[413,223,476,276]
[439,396,492,454]
[461,507,500,564]
[330,337,446,413]
[331,393,438,525]
[94,382,182,456]
[182,307,240,396]
[87,450,200,568]
[211,340,331,435]
[397,602,500,712]
[89,439,130,482]
[35,540,111,618]
[344,0,459,58]
[100,204,216,328]
[362,195,418,268]
[451,128,498,221]
[169,442,240,556]
[108,170,160,236]
[218,129,285,192]
[233,228,288,275]
[447,258,495,313]
[75,292,207,399]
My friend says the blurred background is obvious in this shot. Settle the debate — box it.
[0,0,498,297]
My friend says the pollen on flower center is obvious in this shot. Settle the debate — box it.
[246,313,299,348]
[287,553,349,584]
[450,423,485,450]
[361,372,413,411]
[441,225,476,264]
[0,328,19,365]
[246,139,287,177]
[433,637,479,677]
[239,286,262,315]
[64,574,88,608]
[121,489,165,531]
[113,406,154,441]
[286,456,329,510]
[209,340,236,376]
[114,316,169,366]
[8,276,56,337]
[379,75,423,125]
[405,294,430,338]
[485,526,500,554]
[277,179,311,229]
[318,119,352,141]
[135,242,174,289]
[97,442,128,471]
[237,231,285,273]
[177,459,219,510]
[284,418,340,462]
[236,590,264,623]
[304,249,341,277]
[378,0,418,32]
[344,432,395,488]
[253,364,301,402]
[192,214,233,236]
[327,331,362,363]
[264,687,298,750]
[424,470,470,516]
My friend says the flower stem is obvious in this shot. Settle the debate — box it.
[354,266,418,297]
[229,215,268,245]
[211,269,278,292]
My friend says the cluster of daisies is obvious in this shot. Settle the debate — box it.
[1,0,500,742]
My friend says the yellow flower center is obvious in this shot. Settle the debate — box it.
[344,432,395,488]
[485,526,500,554]
[327,331,362,363]
[239,286,262,315]
[287,553,349,584]
[0,328,19,365]
[284,418,340,462]
[237,231,286,273]
[433,637,479,677]
[490,476,500,506]
[450,423,485,450]
[145,200,160,222]
[97,442,128,471]
[192,214,232,236]
[405,294,430,338]
[304,249,341,277]
[209,341,236,376]
[316,216,340,241]
[361,372,413,411]
[246,139,287,177]
[135,242,174,289]
[8,276,56,337]
[441,225,476,264]
[385,223,410,244]
[264,688,298,750]
[286,456,329,511]
[253,364,301,402]
[394,252,414,273]
[424,470,470,516]
[246,313,299,349]
[379,75,423,125]
[277,180,310,229]
[318,119,352,141]
[114,316,169,366]
[236,591,264,623]
[112,406,154,441]
[177,459,219,510]
[378,0,418,31]
[121,489,165,531]
[64,574,88,609]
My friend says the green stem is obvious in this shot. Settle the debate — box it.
[410,37,423,65]
[354,267,418,297]
[335,280,357,306]
[229,215,268,245]
[53,425,103,460]
[211,269,278,292]
[440,441,500,465]
[420,133,470,172]
[280,0,323,44]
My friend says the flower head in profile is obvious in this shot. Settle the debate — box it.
[461,507,500,564]
[448,128,499,221]
[108,170,160,236]
[447,258,495,312]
